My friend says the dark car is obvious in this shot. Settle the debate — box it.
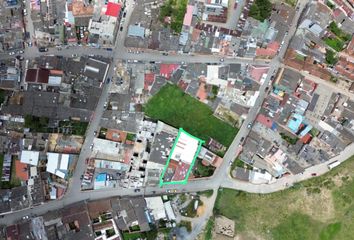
[120,26,123,31]
[134,189,141,192]
[311,173,317,176]
[240,137,245,142]
[162,52,168,56]
[38,47,48,52]
[123,12,127,17]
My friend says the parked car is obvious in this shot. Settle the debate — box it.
[93,131,97,136]
[311,173,317,176]
[134,189,141,192]
[219,58,225,62]
[240,137,245,142]
[38,47,48,52]
[247,123,252,129]
[89,143,94,150]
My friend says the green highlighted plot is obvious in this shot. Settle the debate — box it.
[159,128,204,186]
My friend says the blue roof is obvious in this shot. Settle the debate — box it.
[128,25,145,38]
[288,113,303,133]
[96,173,107,182]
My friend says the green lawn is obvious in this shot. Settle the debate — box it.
[324,37,345,52]
[144,84,238,147]
[204,218,215,240]
[24,115,49,132]
[214,154,354,240]
[59,120,88,136]
[249,0,272,21]
[328,22,351,42]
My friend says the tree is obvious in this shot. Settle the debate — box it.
[249,4,261,20]
[325,49,338,65]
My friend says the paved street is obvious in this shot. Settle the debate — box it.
[1,0,354,236]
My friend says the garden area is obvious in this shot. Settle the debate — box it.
[230,158,253,172]
[214,154,354,240]
[193,159,216,178]
[249,0,272,22]
[144,84,238,147]
[58,120,88,136]
[24,115,49,132]
[159,0,188,33]
[325,49,338,65]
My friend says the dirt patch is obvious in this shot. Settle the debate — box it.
[332,173,352,187]
[236,232,265,240]
[197,204,205,217]
[288,189,335,221]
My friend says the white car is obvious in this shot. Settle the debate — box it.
[89,144,94,150]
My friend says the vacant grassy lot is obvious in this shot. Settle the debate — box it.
[214,155,354,240]
[324,37,345,52]
[144,84,238,147]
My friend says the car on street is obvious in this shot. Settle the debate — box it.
[120,26,123,31]
[16,55,24,61]
[162,52,168,56]
[38,47,48,52]
[80,175,84,180]
[17,50,24,54]
[134,189,141,192]
[240,137,245,142]
[247,123,252,129]
[93,131,97,136]
[311,173,317,176]
[229,161,233,165]
[123,12,127,17]
[166,189,171,193]
[106,78,110,84]
[8,52,15,55]
[72,54,77,57]
[104,101,108,108]
[219,58,224,62]
[89,143,94,150]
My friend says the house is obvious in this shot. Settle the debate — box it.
[20,150,40,166]
[46,152,71,179]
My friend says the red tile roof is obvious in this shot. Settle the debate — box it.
[256,41,280,57]
[256,114,273,128]
[15,160,29,181]
[160,64,179,79]
[144,73,155,90]
[105,2,122,17]
[301,133,312,144]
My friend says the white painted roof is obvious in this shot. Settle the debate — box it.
[145,197,166,220]
[20,150,39,166]
[46,152,60,175]
[171,131,199,164]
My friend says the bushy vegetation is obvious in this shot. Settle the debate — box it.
[249,0,272,22]
[325,49,338,65]
[25,115,49,132]
[280,132,299,145]
[324,37,345,52]
[328,22,351,42]
[159,0,188,33]
[193,159,215,178]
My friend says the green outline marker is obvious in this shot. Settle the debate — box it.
[159,128,204,186]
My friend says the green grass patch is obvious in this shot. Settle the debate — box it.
[249,0,272,21]
[295,54,305,61]
[231,158,253,172]
[320,222,342,240]
[126,133,136,141]
[193,159,215,178]
[325,49,338,65]
[326,1,335,9]
[328,22,351,42]
[159,0,188,33]
[280,132,299,145]
[24,115,49,132]
[285,0,297,7]
[178,220,192,232]
[197,189,214,198]
[144,84,238,147]
[204,218,215,240]
[59,120,88,136]
[214,154,354,240]
[0,90,5,104]
[324,37,345,52]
